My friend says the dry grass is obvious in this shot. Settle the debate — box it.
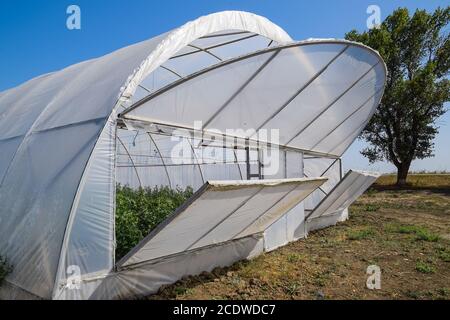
[375,174,450,190]
[148,175,450,300]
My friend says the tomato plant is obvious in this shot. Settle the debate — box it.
[115,185,193,261]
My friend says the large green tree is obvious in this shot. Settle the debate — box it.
[346,7,449,186]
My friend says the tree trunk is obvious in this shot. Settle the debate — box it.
[396,163,410,187]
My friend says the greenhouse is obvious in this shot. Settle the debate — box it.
[0,11,386,300]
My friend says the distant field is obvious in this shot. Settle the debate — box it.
[149,175,450,300]
[374,174,450,189]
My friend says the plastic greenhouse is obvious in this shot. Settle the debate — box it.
[0,11,386,300]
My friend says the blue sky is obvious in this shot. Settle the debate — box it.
[0,0,448,173]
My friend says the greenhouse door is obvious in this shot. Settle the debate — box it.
[117,177,326,269]
[306,170,380,221]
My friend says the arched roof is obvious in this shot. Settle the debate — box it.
[120,39,386,157]
[0,11,292,299]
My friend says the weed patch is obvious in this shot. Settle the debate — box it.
[415,261,436,274]
[387,224,440,242]
[347,227,375,240]
[174,286,190,296]
[287,253,302,263]
[364,204,381,212]
[394,225,424,234]
[284,282,300,295]
[437,288,450,297]
[415,229,440,242]
[436,246,450,262]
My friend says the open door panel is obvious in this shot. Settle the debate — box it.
[306,170,380,221]
[118,177,327,268]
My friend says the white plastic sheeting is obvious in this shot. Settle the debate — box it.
[306,170,380,221]
[0,11,292,299]
[264,151,306,251]
[306,211,349,233]
[53,117,117,300]
[119,177,326,267]
[121,41,386,157]
[303,156,342,212]
[87,235,264,300]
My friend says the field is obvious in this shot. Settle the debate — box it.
[149,174,450,300]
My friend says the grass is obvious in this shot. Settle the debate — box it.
[149,174,450,300]
[415,229,441,242]
[363,204,381,212]
[347,227,375,240]
[284,282,301,295]
[415,261,436,274]
[436,246,450,262]
[392,225,425,234]
[437,288,450,297]
[387,224,441,242]
[173,286,191,296]
[374,173,450,190]
[287,253,302,263]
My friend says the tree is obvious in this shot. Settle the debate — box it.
[346,7,450,186]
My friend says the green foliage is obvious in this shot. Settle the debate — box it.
[388,224,440,242]
[0,255,13,286]
[437,288,450,297]
[346,7,450,186]
[415,229,440,242]
[364,203,381,212]
[437,246,450,262]
[284,282,301,295]
[115,185,193,261]
[415,261,436,274]
[394,224,426,234]
[174,286,191,296]
[347,227,375,240]
[287,253,302,263]
[365,188,378,197]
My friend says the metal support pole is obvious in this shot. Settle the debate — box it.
[245,139,250,180]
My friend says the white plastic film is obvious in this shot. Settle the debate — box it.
[123,41,386,157]
[307,170,380,220]
[53,117,117,299]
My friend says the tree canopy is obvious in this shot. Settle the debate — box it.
[346,7,449,185]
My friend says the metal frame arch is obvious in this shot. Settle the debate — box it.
[186,137,205,185]
[147,133,173,189]
[116,134,143,189]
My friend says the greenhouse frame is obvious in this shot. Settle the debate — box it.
[0,11,386,300]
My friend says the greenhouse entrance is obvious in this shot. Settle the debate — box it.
[116,177,326,268]
[114,119,315,266]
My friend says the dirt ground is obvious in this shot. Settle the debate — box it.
[149,175,450,300]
